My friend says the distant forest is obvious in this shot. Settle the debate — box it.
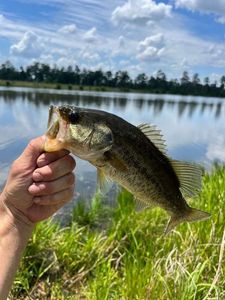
[1,60,225,97]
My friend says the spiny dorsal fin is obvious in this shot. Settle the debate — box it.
[170,160,202,198]
[137,123,167,154]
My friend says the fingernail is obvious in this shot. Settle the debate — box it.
[33,172,43,181]
[34,197,41,204]
[28,184,38,193]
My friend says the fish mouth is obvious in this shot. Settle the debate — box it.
[44,105,68,152]
[44,105,94,153]
[44,105,113,156]
[46,106,62,138]
[46,106,59,139]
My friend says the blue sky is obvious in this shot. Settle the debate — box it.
[1,0,225,82]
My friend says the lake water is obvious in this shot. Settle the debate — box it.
[0,87,224,218]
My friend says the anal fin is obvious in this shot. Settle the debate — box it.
[134,197,154,211]
[164,215,183,235]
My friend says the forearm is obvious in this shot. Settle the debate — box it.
[0,200,34,300]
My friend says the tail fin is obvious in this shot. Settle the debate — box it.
[164,208,211,235]
[185,208,211,223]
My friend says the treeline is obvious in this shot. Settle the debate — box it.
[1,60,225,97]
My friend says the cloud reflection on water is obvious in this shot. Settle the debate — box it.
[0,87,224,191]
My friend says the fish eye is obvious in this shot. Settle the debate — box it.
[68,111,79,124]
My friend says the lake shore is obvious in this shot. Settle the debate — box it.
[10,166,225,299]
[1,79,225,98]
[0,79,144,94]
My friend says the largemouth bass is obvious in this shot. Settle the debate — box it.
[44,105,210,233]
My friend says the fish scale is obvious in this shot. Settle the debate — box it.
[44,105,211,234]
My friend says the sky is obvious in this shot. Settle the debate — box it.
[1,0,225,81]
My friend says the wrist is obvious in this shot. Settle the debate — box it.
[0,196,34,300]
[0,195,34,241]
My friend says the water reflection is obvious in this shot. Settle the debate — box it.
[0,89,224,119]
[0,87,225,210]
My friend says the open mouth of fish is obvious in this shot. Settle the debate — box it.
[44,105,96,153]
[44,105,71,152]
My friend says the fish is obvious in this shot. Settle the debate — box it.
[44,105,210,234]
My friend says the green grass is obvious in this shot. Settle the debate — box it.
[0,79,131,93]
[9,166,225,299]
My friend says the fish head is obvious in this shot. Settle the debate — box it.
[44,105,114,160]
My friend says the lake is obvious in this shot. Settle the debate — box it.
[0,87,224,218]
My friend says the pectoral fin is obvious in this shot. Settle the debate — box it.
[97,168,111,191]
[104,152,128,172]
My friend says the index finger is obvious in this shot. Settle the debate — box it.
[33,154,76,182]
[37,149,69,168]
[17,136,45,165]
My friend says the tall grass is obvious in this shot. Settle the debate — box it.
[9,166,225,299]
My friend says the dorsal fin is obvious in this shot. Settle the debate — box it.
[170,160,202,198]
[137,123,167,154]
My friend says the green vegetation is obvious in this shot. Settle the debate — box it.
[10,166,225,299]
[1,61,225,97]
[0,79,132,94]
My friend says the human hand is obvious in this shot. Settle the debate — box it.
[0,136,75,229]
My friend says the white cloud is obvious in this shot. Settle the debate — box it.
[10,31,45,57]
[180,58,189,69]
[216,16,225,24]
[119,59,130,66]
[200,44,225,68]
[110,35,126,57]
[58,24,77,34]
[1,0,225,79]
[209,73,221,84]
[118,35,125,48]
[56,56,77,67]
[83,27,98,42]
[40,54,54,62]
[126,64,143,77]
[81,49,100,61]
[171,58,190,73]
[206,135,225,162]
[138,33,164,50]
[175,0,225,23]
[207,44,223,58]
[175,0,225,13]
[217,16,225,24]
[0,14,24,39]
[0,14,6,23]
[112,0,172,25]
[137,33,165,60]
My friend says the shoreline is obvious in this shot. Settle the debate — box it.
[1,80,225,99]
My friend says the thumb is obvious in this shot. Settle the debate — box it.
[18,136,46,165]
